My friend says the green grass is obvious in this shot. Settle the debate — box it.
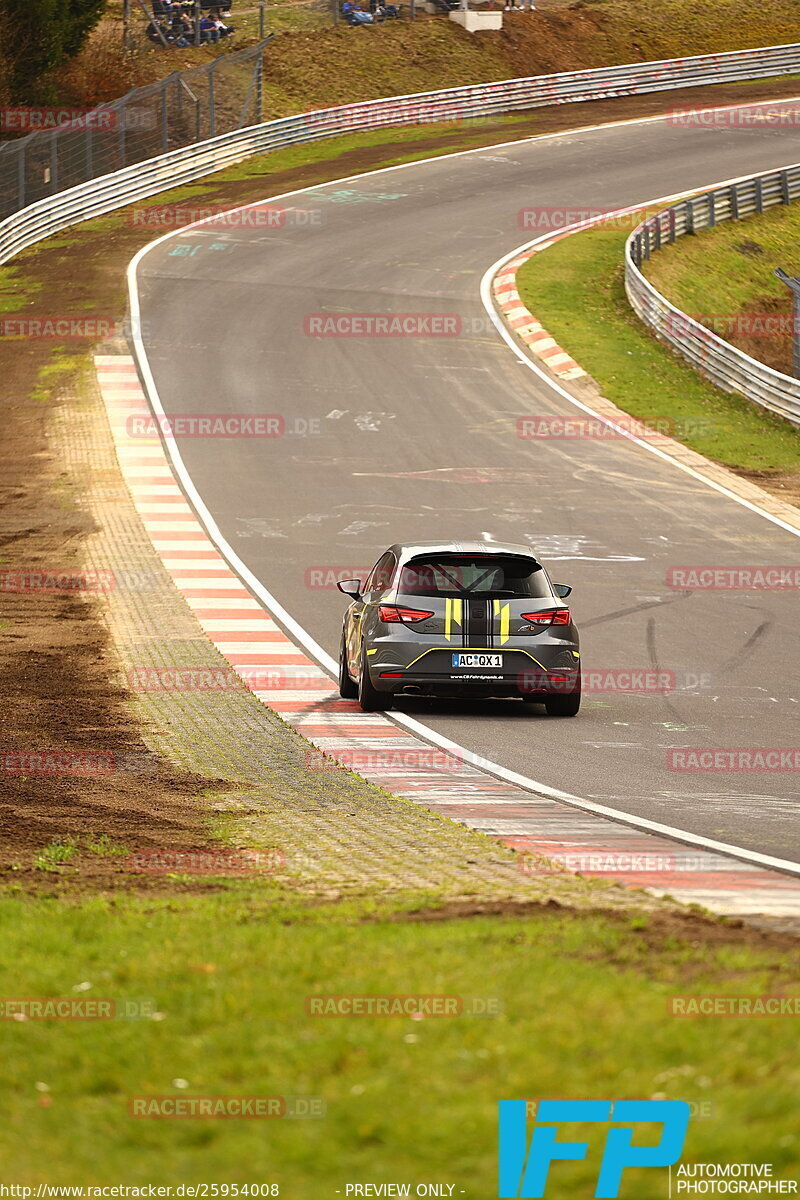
[0,265,42,314]
[30,354,88,404]
[516,218,800,474]
[84,834,129,858]
[33,839,80,872]
[0,892,798,1189]
[644,201,800,313]
[644,200,800,375]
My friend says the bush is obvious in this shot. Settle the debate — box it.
[0,0,106,99]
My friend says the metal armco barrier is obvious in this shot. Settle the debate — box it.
[626,163,800,426]
[3,42,800,271]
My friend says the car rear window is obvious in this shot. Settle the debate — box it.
[397,555,551,598]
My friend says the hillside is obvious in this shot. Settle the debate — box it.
[29,0,800,113]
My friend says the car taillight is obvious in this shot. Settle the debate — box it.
[520,608,571,626]
[378,605,435,624]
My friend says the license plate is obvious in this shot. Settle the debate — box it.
[452,653,502,669]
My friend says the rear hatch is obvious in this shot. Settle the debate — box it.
[393,552,561,647]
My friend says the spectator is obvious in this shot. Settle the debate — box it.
[170,2,192,33]
[199,13,220,40]
[210,8,235,35]
[146,17,172,41]
[342,1,373,23]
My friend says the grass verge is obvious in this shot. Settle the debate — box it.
[47,0,800,115]
[0,893,798,1187]
[516,218,800,483]
[644,200,800,378]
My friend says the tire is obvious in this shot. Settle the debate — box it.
[338,633,358,699]
[544,676,581,717]
[358,645,391,711]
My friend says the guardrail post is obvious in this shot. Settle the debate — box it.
[781,169,791,205]
[85,126,94,182]
[117,105,127,170]
[49,133,59,193]
[730,184,739,220]
[668,207,676,243]
[685,199,694,234]
[708,192,715,227]
[774,268,800,380]
[755,177,763,213]
[653,216,661,252]
[161,78,169,153]
[643,226,650,261]
[17,141,26,210]
[208,61,217,139]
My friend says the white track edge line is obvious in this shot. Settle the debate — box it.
[126,106,800,882]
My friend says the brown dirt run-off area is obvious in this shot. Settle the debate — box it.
[0,346,231,891]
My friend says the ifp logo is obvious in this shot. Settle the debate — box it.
[498,1099,690,1197]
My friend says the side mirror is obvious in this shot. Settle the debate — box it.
[554,583,572,599]
[337,579,362,600]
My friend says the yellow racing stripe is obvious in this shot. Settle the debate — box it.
[445,597,463,642]
[493,599,510,645]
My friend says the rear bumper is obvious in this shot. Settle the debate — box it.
[370,650,580,698]
[377,676,579,699]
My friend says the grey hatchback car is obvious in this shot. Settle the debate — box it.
[337,541,581,715]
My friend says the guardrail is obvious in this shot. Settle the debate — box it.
[3,42,800,270]
[625,164,800,426]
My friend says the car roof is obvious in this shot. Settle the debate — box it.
[387,541,542,564]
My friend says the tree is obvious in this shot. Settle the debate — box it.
[0,0,106,99]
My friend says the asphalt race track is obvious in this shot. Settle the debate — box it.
[132,109,800,865]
